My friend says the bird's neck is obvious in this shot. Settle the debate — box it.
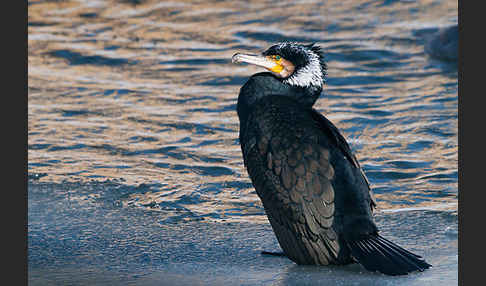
[237,73,322,124]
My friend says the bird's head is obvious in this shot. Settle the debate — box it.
[232,42,327,89]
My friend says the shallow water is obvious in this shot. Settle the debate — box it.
[29,181,457,286]
[28,0,457,284]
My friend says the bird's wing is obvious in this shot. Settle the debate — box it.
[243,124,341,265]
[310,109,377,211]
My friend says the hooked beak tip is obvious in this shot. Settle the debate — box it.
[232,53,242,64]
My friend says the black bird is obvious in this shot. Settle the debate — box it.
[232,42,431,276]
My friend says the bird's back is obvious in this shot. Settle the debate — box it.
[238,93,376,265]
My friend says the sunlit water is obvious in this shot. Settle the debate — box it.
[28,0,457,284]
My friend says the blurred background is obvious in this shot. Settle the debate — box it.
[28,0,458,285]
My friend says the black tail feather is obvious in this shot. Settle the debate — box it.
[347,234,431,276]
[376,235,423,259]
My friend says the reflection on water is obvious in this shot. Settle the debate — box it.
[29,0,457,220]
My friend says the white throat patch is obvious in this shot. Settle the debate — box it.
[283,48,323,88]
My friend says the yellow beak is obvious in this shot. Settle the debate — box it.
[232,53,283,73]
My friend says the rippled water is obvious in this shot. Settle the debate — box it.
[28,0,457,284]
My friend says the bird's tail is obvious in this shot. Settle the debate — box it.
[346,234,431,276]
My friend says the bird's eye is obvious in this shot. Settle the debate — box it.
[275,55,281,61]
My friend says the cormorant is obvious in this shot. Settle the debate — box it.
[232,42,431,276]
